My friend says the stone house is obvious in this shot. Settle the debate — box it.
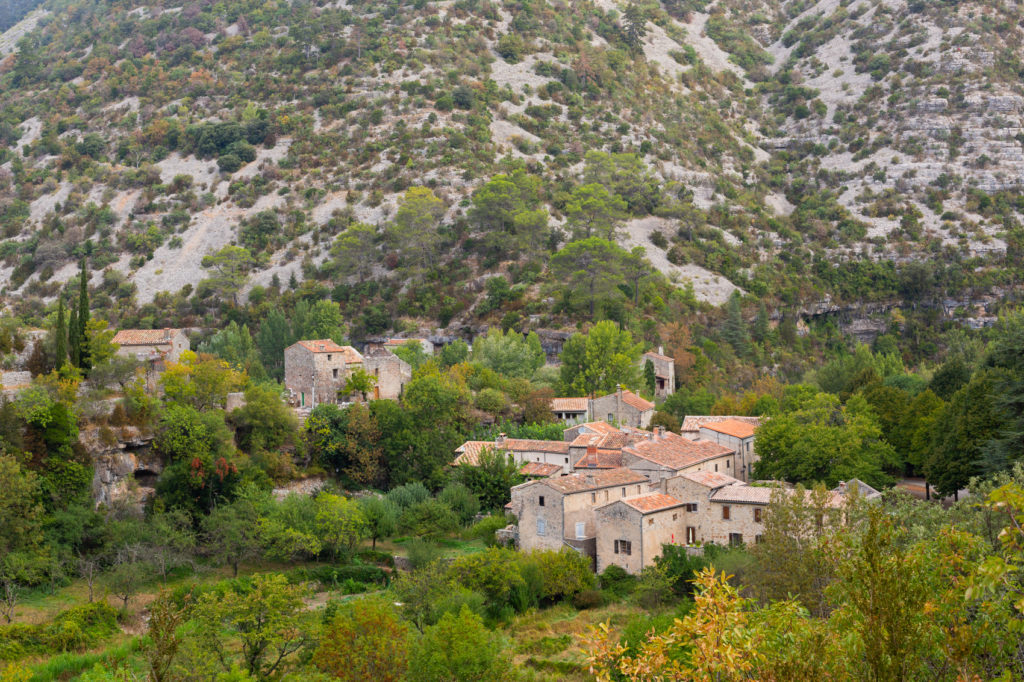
[551,397,588,423]
[680,415,763,440]
[361,347,412,400]
[509,468,651,554]
[453,436,574,474]
[589,386,655,428]
[283,339,363,408]
[112,328,190,365]
[641,348,675,398]
[698,419,759,482]
[595,493,687,573]
[621,427,737,484]
[383,337,435,355]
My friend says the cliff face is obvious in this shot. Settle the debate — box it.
[80,424,158,509]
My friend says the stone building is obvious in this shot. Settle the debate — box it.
[453,435,574,474]
[112,328,190,365]
[361,346,412,400]
[621,427,736,484]
[509,468,650,554]
[680,415,763,441]
[595,493,686,573]
[589,386,655,428]
[698,419,759,482]
[641,348,676,398]
[283,339,363,407]
[383,337,435,355]
[551,397,588,423]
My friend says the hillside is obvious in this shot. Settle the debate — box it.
[0,0,1022,340]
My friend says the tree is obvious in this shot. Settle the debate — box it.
[0,454,43,560]
[201,245,255,305]
[564,183,628,241]
[229,383,299,453]
[256,309,293,382]
[439,340,470,367]
[981,309,1024,473]
[621,1,648,52]
[559,321,643,397]
[549,238,629,318]
[926,370,1004,498]
[54,296,67,369]
[643,359,656,396]
[160,351,246,411]
[722,292,751,358]
[292,300,347,343]
[360,496,398,550]
[145,593,190,682]
[406,606,514,682]
[471,328,545,379]
[342,367,377,402]
[454,448,525,512]
[389,186,445,271]
[74,258,91,371]
[193,573,311,679]
[331,222,378,282]
[470,171,545,256]
[314,596,410,682]
[753,392,896,489]
[197,322,265,380]
[314,493,365,559]
[392,340,429,370]
[202,499,262,577]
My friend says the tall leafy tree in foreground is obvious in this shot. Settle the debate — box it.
[559,320,643,397]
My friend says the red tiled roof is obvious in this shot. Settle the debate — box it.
[621,493,686,514]
[551,397,589,412]
[452,441,493,466]
[643,350,674,363]
[701,418,758,439]
[112,329,179,345]
[624,433,734,470]
[681,415,762,434]
[520,462,563,477]
[711,484,774,505]
[541,467,648,494]
[452,438,570,466]
[569,432,638,450]
[574,449,624,469]
[618,389,655,411]
[294,340,363,363]
[680,470,741,489]
[570,421,621,436]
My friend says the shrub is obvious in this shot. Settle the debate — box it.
[406,538,443,570]
[0,603,118,661]
[654,544,707,597]
[572,589,605,610]
[399,499,460,538]
[387,482,430,509]
[217,153,242,173]
[525,549,597,603]
[466,514,513,547]
[599,564,637,597]
[439,483,480,526]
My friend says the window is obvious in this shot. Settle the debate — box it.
[672,513,678,521]
[729,533,743,547]
[332,368,339,379]
[621,487,626,497]
[327,354,332,361]
[685,503,698,512]
[537,519,546,536]
[754,508,763,523]
[714,463,718,472]
[575,522,586,540]
[614,540,632,556]
[565,458,569,464]
[726,460,730,468]
[755,534,764,545]
[591,492,596,503]
[686,526,697,544]
[538,495,545,507]
[722,505,731,520]
[607,413,614,421]
[647,518,654,526]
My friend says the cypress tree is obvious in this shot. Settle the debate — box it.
[643,359,656,396]
[54,296,67,368]
[76,258,91,371]
[68,297,80,367]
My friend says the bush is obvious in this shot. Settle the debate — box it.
[654,544,707,597]
[387,482,431,509]
[439,483,480,526]
[573,589,605,610]
[0,603,119,661]
[599,564,637,598]
[288,564,389,588]
[217,153,243,173]
[399,499,460,538]
[406,538,443,570]
[525,550,597,603]
[466,514,513,546]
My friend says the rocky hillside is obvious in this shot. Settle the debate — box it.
[0,0,1021,332]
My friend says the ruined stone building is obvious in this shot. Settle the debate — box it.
[112,328,190,366]
[641,348,676,398]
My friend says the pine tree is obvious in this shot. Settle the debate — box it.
[722,292,751,358]
[54,296,67,369]
[76,259,91,371]
[622,2,648,53]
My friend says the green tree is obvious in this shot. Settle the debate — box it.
[549,238,629,318]
[453,448,525,512]
[392,340,429,370]
[54,296,67,369]
[643,359,656,396]
[981,309,1024,473]
[314,597,410,682]
[406,606,514,682]
[439,339,470,367]
[360,496,398,549]
[565,183,628,241]
[0,454,43,561]
[471,328,545,379]
[229,383,299,453]
[722,292,750,358]
[753,392,896,489]
[256,309,293,382]
[342,367,377,402]
[292,300,347,344]
[314,492,365,559]
[201,499,262,577]
[389,186,445,272]
[201,246,255,305]
[621,1,649,52]
[193,573,311,679]
[198,322,266,380]
[559,321,643,397]
[331,222,378,282]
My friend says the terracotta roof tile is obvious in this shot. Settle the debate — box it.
[573,449,624,469]
[680,415,763,434]
[621,493,686,514]
[618,389,655,411]
[541,467,648,494]
[680,470,741,489]
[551,397,589,412]
[624,433,734,470]
[452,438,570,466]
[452,441,493,466]
[643,350,675,363]
[701,418,758,439]
[112,329,180,345]
[571,421,621,436]
[520,462,563,477]
[294,340,363,363]
[710,484,775,505]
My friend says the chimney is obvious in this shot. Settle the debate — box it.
[496,432,506,446]
[658,345,664,355]
[657,425,665,439]
[164,328,172,341]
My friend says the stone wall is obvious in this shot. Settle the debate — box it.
[284,345,350,407]
[362,349,411,400]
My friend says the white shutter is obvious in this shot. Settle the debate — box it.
[537,518,546,536]
[575,522,586,540]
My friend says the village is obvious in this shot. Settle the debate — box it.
[63,324,880,578]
